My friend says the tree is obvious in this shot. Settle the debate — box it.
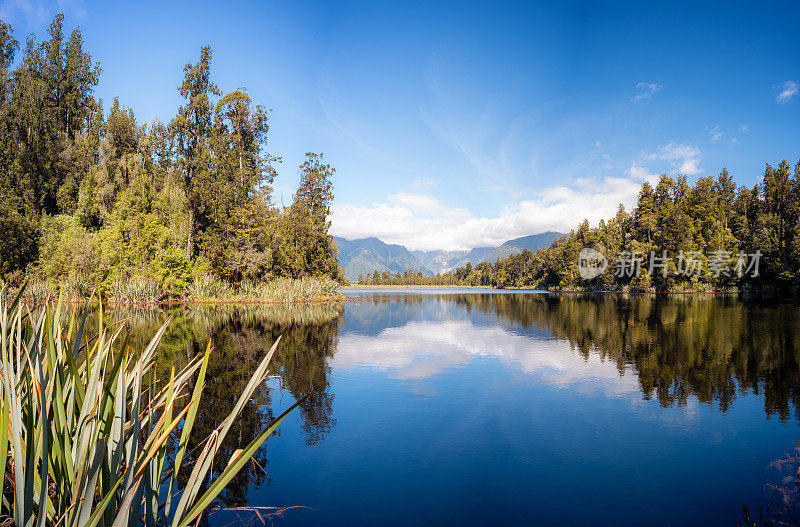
[6,15,99,217]
[197,89,277,280]
[281,153,338,278]
[763,161,794,275]
[171,46,220,260]
[633,182,657,244]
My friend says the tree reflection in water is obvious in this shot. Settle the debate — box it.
[78,292,800,515]
[79,302,343,508]
[445,293,800,421]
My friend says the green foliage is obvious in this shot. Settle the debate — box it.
[0,16,340,296]
[109,276,163,303]
[37,214,98,284]
[366,161,800,293]
[0,194,38,275]
[159,247,190,298]
[0,288,304,526]
[272,153,339,279]
[186,274,233,301]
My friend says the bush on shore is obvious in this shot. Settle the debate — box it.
[1,274,344,304]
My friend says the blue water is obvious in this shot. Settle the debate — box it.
[186,291,800,526]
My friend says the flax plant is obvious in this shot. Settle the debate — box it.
[0,286,304,526]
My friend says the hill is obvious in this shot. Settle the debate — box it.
[480,232,564,263]
[411,247,495,274]
[335,232,564,281]
[334,237,434,281]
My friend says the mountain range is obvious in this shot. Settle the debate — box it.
[335,231,563,281]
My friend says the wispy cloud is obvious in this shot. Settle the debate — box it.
[633,82,662,103]
[707,125,747,148]
[647,142,702,176]
[409,177,440,192]
[0,0,85,25]
[776,81,799,104]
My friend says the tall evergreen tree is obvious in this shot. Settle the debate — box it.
[171,46,220,260]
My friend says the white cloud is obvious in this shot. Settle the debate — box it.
[708,126,722,143]
[633,82,662,103]
[626,164,661,183]
[647,142,702,176]
[650,143,700,161]
[679,157,701,175]
[777,81,799,104]
[331,172,655,251]
[333,320,640,396]
[331,140,702,251]
[728,137,738,148]
[739,125,749,133]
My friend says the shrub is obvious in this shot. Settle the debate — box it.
[0,195,38,275]
[186,274,233,300]
[159,247,191,298]
[110,275,164,303]
[37,214,99,285]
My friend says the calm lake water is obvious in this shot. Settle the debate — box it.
[100,289,800,525]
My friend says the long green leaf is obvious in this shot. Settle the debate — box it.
[165,342,212,519]
[83,474,125,527]
[170,337,282,525]
[36,355,50,527]
[178,394,309,527]
[0,390,8,516]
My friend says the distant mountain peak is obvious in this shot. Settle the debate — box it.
[335,232,563,280]
[334,236,434,281]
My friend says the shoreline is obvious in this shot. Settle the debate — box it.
[5,287,785,307]
[343,285,787,296]
[342,284,494,290]
[9,295,346,307]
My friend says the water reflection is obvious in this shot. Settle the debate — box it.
[334,319,641,397]
[453,293,800,420]
[341,293,800,420]
[81,302,343,506]
[91,292,800,513]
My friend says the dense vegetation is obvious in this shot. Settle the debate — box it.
[0,291,305,526]
[365,163,800,292]
[0,16,344,299]
[486,164,800,291]
[357,268,468,286]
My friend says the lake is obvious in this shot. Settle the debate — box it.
[99,289,800,525]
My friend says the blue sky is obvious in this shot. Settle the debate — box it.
[2,0,799,250]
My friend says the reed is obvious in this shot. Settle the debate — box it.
[2,275,342,304]
[251,276,343,302]
[0,286,304,526]
[109,276,164,304]
[186,275,234,301]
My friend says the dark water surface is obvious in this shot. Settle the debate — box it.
[101,290,800,525]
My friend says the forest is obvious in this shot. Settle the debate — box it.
[366,162,800,292]
[0,16,344,300]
